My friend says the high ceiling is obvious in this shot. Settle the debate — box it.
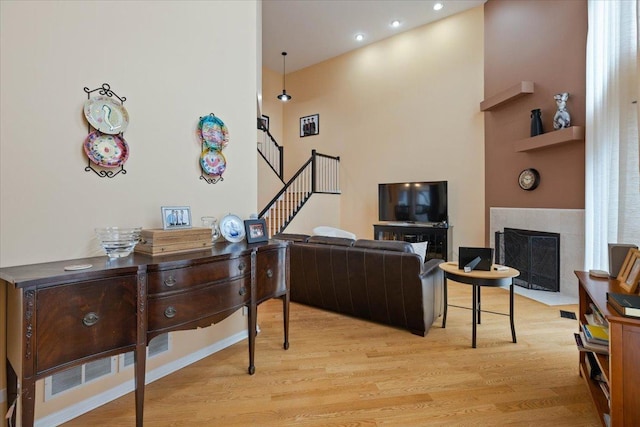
[262,0,486,73]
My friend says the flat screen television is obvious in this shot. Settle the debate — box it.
[378,181,448,223]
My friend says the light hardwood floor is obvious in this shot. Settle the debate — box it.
[64,282,600,426]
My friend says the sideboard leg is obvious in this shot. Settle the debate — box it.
[134,344,146,427]
[18,377,36,427]
[248,302,257,375]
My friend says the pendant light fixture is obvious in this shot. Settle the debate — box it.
[277,52,292,102]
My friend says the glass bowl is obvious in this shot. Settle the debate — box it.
[95,227,142,258]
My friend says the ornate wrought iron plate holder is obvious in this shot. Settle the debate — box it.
[83,83,127,178]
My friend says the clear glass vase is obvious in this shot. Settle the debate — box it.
[201,216,221,242]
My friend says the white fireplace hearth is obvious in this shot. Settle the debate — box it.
[490,207,585,305]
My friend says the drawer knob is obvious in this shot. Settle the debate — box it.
[164,275,177,287]
[238,262,246,271]
[164,306,177,318]
[266,269,273,278]
[239,287,247,296]
[82,312,100,327]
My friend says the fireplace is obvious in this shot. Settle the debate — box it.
[495,228,560,292]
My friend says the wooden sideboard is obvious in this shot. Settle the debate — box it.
[2,241,289,427]
[576,271,640,427]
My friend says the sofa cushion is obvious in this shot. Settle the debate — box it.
[410,241,429,263]
[307,235,355,247]
[354,239,413,253]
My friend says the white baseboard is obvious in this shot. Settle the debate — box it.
[35,330,248,427]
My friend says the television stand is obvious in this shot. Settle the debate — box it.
[374,223,452,261]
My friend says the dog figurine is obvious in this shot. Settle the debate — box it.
[553,92,571,129]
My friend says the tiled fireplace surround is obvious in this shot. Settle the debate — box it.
[490,208,585,304]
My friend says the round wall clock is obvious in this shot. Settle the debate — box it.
[518,168,540,191]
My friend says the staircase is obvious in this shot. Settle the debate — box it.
[258,124,341,236]
[257,123,284,182]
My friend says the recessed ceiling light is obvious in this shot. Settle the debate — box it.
[434,2,444,11]
[391,20,401,28]
[355,34,364,41]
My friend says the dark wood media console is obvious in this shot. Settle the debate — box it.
[2,241,289,427]
[374,223,453,261]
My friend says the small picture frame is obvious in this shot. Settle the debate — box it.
[259,114,269,131]
[617,248,640,293]
[300,114,319,137]
[244,218,268,243]
[161,206,192,230]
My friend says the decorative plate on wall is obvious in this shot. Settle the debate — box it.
[84,96,129,134]
[200,149,226,177]
[84,131,129,168]
[198,114,229,150]
[219,214,246,243]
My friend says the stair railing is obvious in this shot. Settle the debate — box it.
[257,126,284,182]
[259,150,340,236]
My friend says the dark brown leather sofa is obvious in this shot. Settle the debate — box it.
[274,234,444,336]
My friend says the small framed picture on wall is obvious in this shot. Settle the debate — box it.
[300,114,319,137]
[260,115,269,131]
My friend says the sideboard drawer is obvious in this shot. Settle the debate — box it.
[35,276,137,374]
[147,255,250,295]
[147,278,250,332]
[255,246,288,303]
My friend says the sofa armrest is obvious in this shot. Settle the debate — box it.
[421,258,444,277]
[420,258,445,323]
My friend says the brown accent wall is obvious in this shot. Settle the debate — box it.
[484,0,587,241]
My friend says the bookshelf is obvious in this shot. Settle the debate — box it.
[576,271,640,427]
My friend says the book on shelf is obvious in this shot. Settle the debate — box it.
[585,352,603,382]
[574,332,609,355]
[599,379,610,401]
[588,302,608,326]
[607,292,640,318]
[582,323,609,345]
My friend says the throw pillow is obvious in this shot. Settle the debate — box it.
[312,226,357,240]
[410,241,429,264]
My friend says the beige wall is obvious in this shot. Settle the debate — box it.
[284,194,341,235]
[263,7,485,248]
[484,0,587,242]
[0,0,258,422]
